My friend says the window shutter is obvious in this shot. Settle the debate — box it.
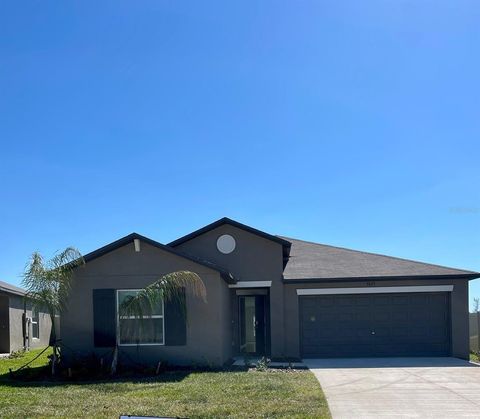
[165,288,187,346]
[92,289,116,347]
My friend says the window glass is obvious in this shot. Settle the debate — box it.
[119,318,164,345]
[32,308,39,339]
[118,290,163,316]
[117,290,164,345]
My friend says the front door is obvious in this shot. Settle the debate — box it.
[239,295,266,356]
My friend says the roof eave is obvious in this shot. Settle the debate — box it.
[81,233,236,284]
[0,287,25,297]
[283,273,480,284]
[168,217,292,248]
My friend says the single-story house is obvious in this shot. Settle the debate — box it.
[61,217,480,366]
[0,280,51,353]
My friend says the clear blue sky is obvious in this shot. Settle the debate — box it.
[1,1,479,307]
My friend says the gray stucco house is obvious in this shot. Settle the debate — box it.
[0,281,51,353]
[61,217,480,366]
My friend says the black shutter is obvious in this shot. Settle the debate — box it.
[92,289,116,347]
[165,288,187,346]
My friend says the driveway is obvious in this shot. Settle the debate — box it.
[305,358,480,418]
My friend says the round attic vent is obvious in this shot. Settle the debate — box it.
[216,234,236,254]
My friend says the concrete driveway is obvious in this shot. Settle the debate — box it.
[305,358,480,418]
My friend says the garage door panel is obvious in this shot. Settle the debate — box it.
[392,295,409,305]
[354,296,372,305]
[373,295,390,305]
[300,292,451,358]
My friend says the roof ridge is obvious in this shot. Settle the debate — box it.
[279,235,478,275]
[169,217,292,248]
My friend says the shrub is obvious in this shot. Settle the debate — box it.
[255,357,271,371]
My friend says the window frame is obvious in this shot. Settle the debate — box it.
[31,307,39,340]
[116,289,165,347]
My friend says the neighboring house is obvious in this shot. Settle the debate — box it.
[61,217,480,366]
[0,280,51,353]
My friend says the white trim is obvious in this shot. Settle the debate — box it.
[296,285,454,296]
[133,239,141,252]
[116,289,165,346]
[31,307,39,340]
[228,281,272,289]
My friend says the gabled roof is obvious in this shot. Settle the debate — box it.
[168,217,292,266]
[281,236,480,281]
[0,280,25,296]
[82,233,235,284]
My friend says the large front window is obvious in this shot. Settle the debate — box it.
[117,290,165,346]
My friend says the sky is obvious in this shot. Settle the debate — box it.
[0,1,479,308]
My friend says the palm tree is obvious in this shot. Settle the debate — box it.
[22,247,84,375]
[114,270,206,374]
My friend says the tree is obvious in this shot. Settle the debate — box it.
[113,270,206,375]
[22,247,84,375]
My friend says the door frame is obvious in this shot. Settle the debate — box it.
[236,291,271,357]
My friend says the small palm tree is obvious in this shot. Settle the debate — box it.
[22,247,84,375]
[113,270,206,374]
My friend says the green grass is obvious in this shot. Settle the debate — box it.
[470,352,479,363]
[0,348,330,418]
[0,347,53,378]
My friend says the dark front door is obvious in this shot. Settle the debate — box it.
[239,295,266,356]
[300,292,451,358]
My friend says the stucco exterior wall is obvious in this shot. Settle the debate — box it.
[8,295,24,352]
[174,224,286,357]
[284,278,470,360]
[5,294,51,353]
[26,303,52,351]
[61,240,232,366]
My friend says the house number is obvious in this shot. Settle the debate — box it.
[366,281,376,286]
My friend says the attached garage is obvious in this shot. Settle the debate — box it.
[299,288,451,358]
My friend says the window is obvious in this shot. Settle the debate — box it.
[31,308,39,339]
[117,290,164,346]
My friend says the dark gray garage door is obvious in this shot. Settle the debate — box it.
[300,292,451,358]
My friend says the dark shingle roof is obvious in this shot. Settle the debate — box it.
[0,280,25,296]
[281,236,480,281]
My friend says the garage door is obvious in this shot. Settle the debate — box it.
[300,292,451,358]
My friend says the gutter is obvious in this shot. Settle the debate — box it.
[283,273,480,284]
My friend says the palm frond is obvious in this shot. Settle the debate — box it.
[119,271,206,320]
[22,247,84,315]
[47,247,84,312]
[22,252,47,294]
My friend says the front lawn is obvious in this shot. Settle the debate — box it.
[0,348,330,418]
